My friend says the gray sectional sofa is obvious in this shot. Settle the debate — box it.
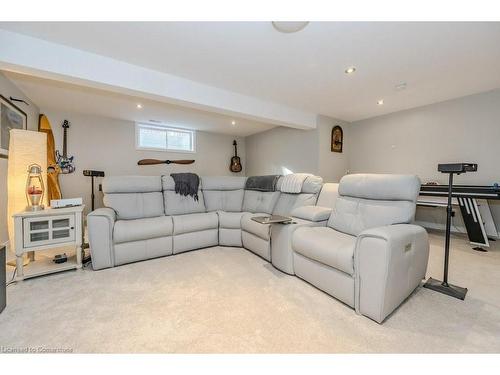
[88,173,430,323]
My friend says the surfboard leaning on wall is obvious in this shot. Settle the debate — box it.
[38,114,62,201]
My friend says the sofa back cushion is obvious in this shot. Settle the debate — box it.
[162,175,206,216]
[273,175,323,216]
[316,183,339,209]
[242,190,280,214]
[327,174,421,236]
[201,176,246,212]
[102,176,164,220]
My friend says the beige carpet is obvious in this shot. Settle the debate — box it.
[1,230,499,353]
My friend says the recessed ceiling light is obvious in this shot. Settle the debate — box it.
[272,22,309,33]
[377,99,384,105]
[231,120,236,126]
[395,82,407,91]
[345,67,356,74]
[136,103,143,109]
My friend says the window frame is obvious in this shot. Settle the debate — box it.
[135,122,196,154]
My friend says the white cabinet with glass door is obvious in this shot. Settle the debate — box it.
[13,205,84,281]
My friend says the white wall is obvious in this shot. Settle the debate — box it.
[346,89,500,231]
[42,110,246,214]
[245,114,348,182]
[0,72,39,249]
[245,126,317,176]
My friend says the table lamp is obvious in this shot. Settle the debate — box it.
[25,163,45,211]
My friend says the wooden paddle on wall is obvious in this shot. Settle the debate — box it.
[38,114,62,201]
[138,159,195,166]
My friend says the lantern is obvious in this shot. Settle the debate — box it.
[25,163,45,211]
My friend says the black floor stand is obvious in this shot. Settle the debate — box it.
[82,171,104,265]
[423,172,468,300]
[473,246,487,252]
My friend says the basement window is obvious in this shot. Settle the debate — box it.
[135,123,196,153]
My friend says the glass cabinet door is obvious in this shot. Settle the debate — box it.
[30,220,49,231]
[30,231,50,243]
[23,214,75,247]
[24,218,51,247]
[52,218,71,228]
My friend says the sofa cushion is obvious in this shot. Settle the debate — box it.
[316,183,339,209]
[242,190,280,214]
[102,176,162,193]
[202,176,247,190]
[272,193,317,216]
[203,190,244,212]
[241,212,271,241]
[291,205,332,222]
[102,176,164,220]
[327,174,420,236]
[172,212,218,235]
[272,174,322,216]
[162,175,206,215]
[114,216,173,244]
[292,226,356,275]
[276,175,323,194]
[218,211,244,229]
[202,176,246,212]
[338,174,420,202]
[327,196,416,236]
[104,192,164,220]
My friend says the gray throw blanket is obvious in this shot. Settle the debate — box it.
[170,173,199,201]
[245,175,281,192]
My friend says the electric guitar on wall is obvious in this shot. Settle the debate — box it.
[230,140,242,173]
[56,120,75,174]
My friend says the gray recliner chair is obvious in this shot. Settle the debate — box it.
[292,174,430,323]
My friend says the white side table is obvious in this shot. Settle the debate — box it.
[13,205,85,281]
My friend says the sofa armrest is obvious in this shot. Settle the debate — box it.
[354,224,429,323]
[291,205,332,222]
[87,208,116,270]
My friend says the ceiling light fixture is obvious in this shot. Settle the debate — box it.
[272,22,309,34]
[345,67,356,74]
[136,103,143,109]
[231,120,236,126]
[395,82,407,91]
[377,99,384,106]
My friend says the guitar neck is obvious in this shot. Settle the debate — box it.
[234,144,238,157]
[63,127,67,158]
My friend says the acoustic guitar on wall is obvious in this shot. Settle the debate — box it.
[230,140,242,173]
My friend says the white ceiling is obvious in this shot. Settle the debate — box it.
[4,71,275,136]
[1,22,500,122]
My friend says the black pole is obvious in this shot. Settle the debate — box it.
[91,175,95,211]
[424,170,468,300]
[442,172,453,286]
